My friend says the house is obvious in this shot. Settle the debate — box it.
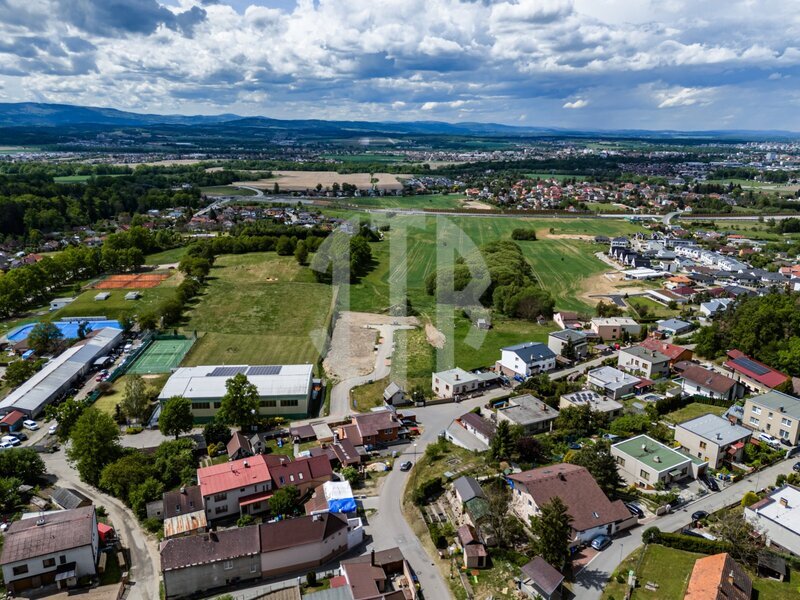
[0,506,99,595]
[674,414,752,469]
[742,390,800,445]
[457,525,488,569]
[458,412,496,446]
[258,513,350,577]
[161,525,261,599]
[50,487,91,511]
[745,485,800,555]
[49,297,74,311]
[590,317,641,341]
[163,485,207,539]
[304,481,357,516]
[553,311,582,330]
[547,329,589,360]
[0,410,25,433]
[656,318,693,336]
[610,237,630,249]
[496,394,559,434]
[611,435,698,489]
[518,556,564,600]
[676,363,743,401]
[617,346,670,379]
[338,410,403,446]
[723,351,789,393]
[639,338,693,367]
[496,342,557,379]
[157,364,315,421]
[700,298,734,318]
[383,381,405,405]
[507,464,633,548]
[227,431,254,460]
[587,366,641,400]
[685,553,752,600]
[431,367,480,399]
[453,476,485,506]
[445,419,490,452]
[559,390,623,418]
[339,547,418,600]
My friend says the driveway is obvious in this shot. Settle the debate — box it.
[549,352,617,381]
[572,457,800,600]
[42,449,161,600]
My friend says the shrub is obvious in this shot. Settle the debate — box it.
[142,517,162,534]
[428,523,448,549]
[642,526,661,544]
[306,571,317,587]
[413,477,443,506]
[126,425,143,435]
[657,532,731,555]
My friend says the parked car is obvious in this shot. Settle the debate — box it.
[591,535,612,551]
[10,432,27,442]
[625,503,644,519]
[701,475,719,492]
[1,435,20,447]
[22,419,39,430]
[0,441,12,450]
[758,433,781,448]
[48,424,58,436]
[793,462,800,473]
[691,510,709,522]
[782,438,794,447]
[399,461,413,471]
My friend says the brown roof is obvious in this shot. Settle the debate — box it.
[270,454,333,488]
[457,524,479,546]
[520,556,564,597]
[163,485,203,520]
[341,562,388,600]
[640,338,692,362]
[331,438,361,466]
[685,553,752,600]
[340,423,363,445]
[508,464,631,532]
[290,424,316,440]
[352,411,401,439]
[227,431,252,457]
[0,506,96,565]
[160,526,260,571]
[259,513,348,553]
[680,364,737,394]
[459,412,496,439]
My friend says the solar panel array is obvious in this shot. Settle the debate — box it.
[733,357,770,376]
[208,366,248,377]
[247,366,282,376]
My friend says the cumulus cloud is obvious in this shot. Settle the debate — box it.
[653,85,715,109]
[563,98,588,109]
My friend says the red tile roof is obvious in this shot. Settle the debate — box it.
[197,454,271,498]
[640,338,692,362]
[0,410,25,425]
[724,350,789,389]
[685,553,752,600]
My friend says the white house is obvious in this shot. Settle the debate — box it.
[745,485,800,555]
[496,342,556,379]
[547,330,589,360]
[700,298,733,318]
[431,368,480,399]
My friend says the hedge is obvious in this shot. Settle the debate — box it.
[655,394,732,415]
[642,527,732,555]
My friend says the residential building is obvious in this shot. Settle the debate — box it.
[0,507,99,595]
[559,390,623,418]
[700,298,734,318]
[723,350,789,393]
[382,381,405,405]
[656,318,693,336]
[745,485,800,556]
[453,476,485,506]
[507,464,633,547]
[742,390,800,445]
[457,525,488,569]
[590,317,641,341]
[611,435,698,489]
[518,557,564,600]
[496,394,559,434]
[157,364,315,421]
[587,366,640,400]
[339,547,418,600]
[431,367,480,399]
[458,412,496,446]
[496,342,557,378]
[617,346,670,379]
[338,410,403,446]
[674,414,752,469]
[639,338,693,367]
[227,431,253,460]
[161,526,261,599]
[676,363,743,401]
[445,420,489,452]
[547,329,589,360]
[553,311,582,330]
[684,553,752,600]
[163,485,207,539]
[258,513,350,577]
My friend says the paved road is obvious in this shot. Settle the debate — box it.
[43,449,161,600]
[573,457,799,599]
[549,352,617,381]
[663,211,680,226]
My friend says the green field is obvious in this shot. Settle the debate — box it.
[53,174,125,183]
[181,253,333,367]
[145,246,189,265]
[342,194,467,210]
[200,185,258,196]
[664,402,727,424]
[128,337,195,374]
[705,178,800,195]
[320,153,409,164]
[48,285,176,321]
[627,296,681,319]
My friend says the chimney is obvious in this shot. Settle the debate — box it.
[371,549,376,566]
[558,472,566,481]
[654,456,661,463]
[180,486,186,494]
[455,373,460,381]
[716,433,722,440]
[727,570,735,587]
[780,497,789,508]
[243,460,249,468]
[642,443,648,452]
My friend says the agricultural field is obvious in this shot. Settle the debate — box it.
[319,153,409,164]
[342,193,467,210]
[626,296,681,320]
[704,178,800,195]
[237,170,411,192]
[200,185,258,196]
[181,253,333,367]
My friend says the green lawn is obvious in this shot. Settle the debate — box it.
[627,296,681,320]
[351,377,389,412]
[343,194,466,210]
[53,174,125,183]
[145,247,189,264]
[48,285,176,321]
[200,185,258,196]
[664,402,728,424]
[181,253,333,367]
[94,374,168,417]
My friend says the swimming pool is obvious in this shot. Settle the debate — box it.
[6,319,123,342]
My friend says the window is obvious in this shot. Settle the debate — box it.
[223,560,233,571]
[750,417,760,426]
[280,399,299,407]
[699,441,707,450]
[213,402,221,409]
[780,430,790,439]
[639,470,650,481]
[213,493,227,502]
[752,406,761,414]
[215,506,228,514]
[12,565,28,576]
[261,400,277,408]
[43,558,56,568]
[194,401,211,410]
[616,457,625,467]
[768,412,774,418]
[782,418,792,427]
[250,563,258,574]
[59,556,66,565]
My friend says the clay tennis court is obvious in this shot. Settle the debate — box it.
[95,273,169,289]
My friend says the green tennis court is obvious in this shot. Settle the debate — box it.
[128,338,194,374]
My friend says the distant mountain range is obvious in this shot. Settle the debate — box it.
[0,102,798,140]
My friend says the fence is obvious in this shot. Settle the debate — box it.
[203,568,340,600]
[85,331,155,406]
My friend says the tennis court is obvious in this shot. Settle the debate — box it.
[127,337,195,374]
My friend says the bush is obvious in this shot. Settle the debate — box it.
[657,532,731,555]
[511,228,537,241]
[412,477,443,506]
[428,523,448,549]
[306,571,317,587]
[642,526,661,544]
[126,425,143,435]
[142,517,162,534]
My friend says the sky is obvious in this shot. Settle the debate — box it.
[0,0,799,130]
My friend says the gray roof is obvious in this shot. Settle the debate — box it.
[520,557,564,596]
[50,487,91,510]
[498,394,559,426]
[433,367,478,387]
[676,414,751,446]
[657,318,693,331]
[548,329,587,343]
[159,364,313,401]
[588,366,640,390]
[0,506,95,565]
[383,381,402,400]
[749,390,800,420]
[453,476,485,503]
[502,342,556,363]
[620,346,670,364]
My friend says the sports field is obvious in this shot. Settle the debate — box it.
[128,337,195,374]
[96,273,169,289]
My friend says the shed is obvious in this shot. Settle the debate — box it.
[94,292,111,301]
[757,552,786,581]
[0,410,25,433]
[124,291,142,301]
[519,556,564,600]
[50,487,92,511]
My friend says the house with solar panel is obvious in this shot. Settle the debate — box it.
[158,364,315,421]
[723,350,789,394]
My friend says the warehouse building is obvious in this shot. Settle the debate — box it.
[158,364,315,421]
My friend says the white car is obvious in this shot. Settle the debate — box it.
[759,433,781,447]
[0,435,20,447]
[0,441,12,450]
[23,419,39,430]
[48,424,58,436]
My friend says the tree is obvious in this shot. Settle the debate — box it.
[294,240,308,265]
[556,404,607,438]
[609,413,651,437]
[203,420,231,446]
[489,420,515,462]
[99,452,154,501]
[569,442,622,498]
[217,372,260,429]
[516,436,547,465]
[0,477,22,512]
[45,399,86,441]
[741,491,759,507]
[77,320,90,340]
[341,466,360,486]
[269,485,300,516]
[27,321,63,354]
[530,497,573,571]
[120,374,150,422]
[275,235,294,256]
[3,359,40,388]
[129,477,164,519]
[483,479,526,548]
[153,439,197,487]
[712,510,761,566]
[0,448,46,485]
[306,571,317,587]
[137,311,159,331]
[159,396,194,439]
[68,408,122,485]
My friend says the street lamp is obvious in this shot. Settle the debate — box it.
[413,443,418,489]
